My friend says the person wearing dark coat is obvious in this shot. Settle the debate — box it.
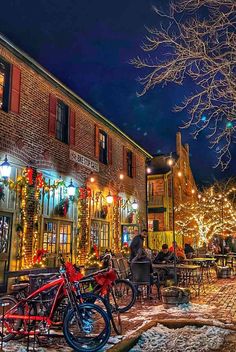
[153,244,175,264]
[129,229,148,261]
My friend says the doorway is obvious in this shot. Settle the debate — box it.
[0,213,12,292]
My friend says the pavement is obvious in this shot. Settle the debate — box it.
[2,273,236,351]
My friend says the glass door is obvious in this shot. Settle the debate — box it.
[43,220,72,267]
[0,213,12,292]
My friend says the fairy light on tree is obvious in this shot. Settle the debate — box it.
[131,0,236,170]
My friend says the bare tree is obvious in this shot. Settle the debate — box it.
[131,0,236,170]
[175,178,236,246]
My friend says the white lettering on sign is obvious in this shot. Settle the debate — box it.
[70,150,99,172]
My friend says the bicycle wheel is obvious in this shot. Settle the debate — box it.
[112,279,136,313]
[0,295,23,342]
[63,302,110,352]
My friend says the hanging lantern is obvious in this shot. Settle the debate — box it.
[67,179,76,198]
[0,155,11,178]
[132,199,138,210]
[106,191,113,204]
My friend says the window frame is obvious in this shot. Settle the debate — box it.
[0,57,10,112]
[56,100,69,144]
[127,150,133,178]
[99,129,108,164]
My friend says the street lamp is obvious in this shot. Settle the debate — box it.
[106,191,113,204]
[131,199,138,211]
[167,155,177,286]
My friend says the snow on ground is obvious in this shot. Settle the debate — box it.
[130,324,231,352]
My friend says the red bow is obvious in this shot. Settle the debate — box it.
[65,262,83,282]
[94,269,117,295]
[33,249,48,264]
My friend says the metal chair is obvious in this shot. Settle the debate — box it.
[131,261,152,299]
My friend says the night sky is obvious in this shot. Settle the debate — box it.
[0,0,235,185]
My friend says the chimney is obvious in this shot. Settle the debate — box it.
[176,132,182,157]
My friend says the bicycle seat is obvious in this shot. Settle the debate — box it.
[11,282,29,291]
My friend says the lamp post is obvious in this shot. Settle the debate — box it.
[167,156,177,286]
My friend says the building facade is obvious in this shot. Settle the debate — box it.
[0,34,151,292]
[147,132,197,249]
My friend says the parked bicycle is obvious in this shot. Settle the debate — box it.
[0,258,111,352]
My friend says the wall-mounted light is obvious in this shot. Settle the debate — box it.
[119,173,124,180]
[0,155,11,178]
[132,199,138,211]
[90,176,95,183]
[106,191,113,204]
[177,171,182,177]
[146,167,151,174]
[67,179,76,198]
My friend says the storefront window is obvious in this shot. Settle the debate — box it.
[91,220,109,251]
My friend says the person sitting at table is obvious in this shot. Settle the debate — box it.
[169,241,186,261]
[153,244,174,264]
[184,243,195,259]
[212,242,221,254]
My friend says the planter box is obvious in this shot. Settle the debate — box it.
[216,266,232,279]
[162,286,191,309]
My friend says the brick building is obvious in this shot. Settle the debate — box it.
[0,34,151,292]
[147,132,197,249]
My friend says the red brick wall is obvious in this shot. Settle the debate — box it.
[0,43,148,258]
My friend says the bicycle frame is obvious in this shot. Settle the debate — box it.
[2,270,81,336]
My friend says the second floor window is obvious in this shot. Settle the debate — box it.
[127,150,133,178]
[56,100,69,144]
[99,130,108,164]
[0,58,10,112]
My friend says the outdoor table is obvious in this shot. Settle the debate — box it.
[153,263,202,295]
[184,258,216,283]
[213,254,229,267]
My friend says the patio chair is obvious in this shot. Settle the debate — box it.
[131,261,151,298]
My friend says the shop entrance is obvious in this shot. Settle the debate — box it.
[42,219,73,267]
[0,213,12,292]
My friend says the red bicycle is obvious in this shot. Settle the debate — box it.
[0,259,111,352]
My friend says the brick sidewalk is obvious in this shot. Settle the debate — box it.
[2,276,236,351]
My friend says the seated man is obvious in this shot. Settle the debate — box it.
[153,244,174,264]
[184,243,195,259]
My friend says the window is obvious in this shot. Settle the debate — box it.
[91,220,110,250]
[56,100,69,143]
[99,130,108,164]
[0,58,10,112]
[127,150,133,178]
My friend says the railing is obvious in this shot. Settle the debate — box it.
[148,195,164,206]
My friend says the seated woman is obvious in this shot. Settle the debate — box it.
[184,243,195,259]
[169,241,186,262]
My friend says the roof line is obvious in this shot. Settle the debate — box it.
[0,33,152,159]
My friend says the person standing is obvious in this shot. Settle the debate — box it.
[129,229,148,261]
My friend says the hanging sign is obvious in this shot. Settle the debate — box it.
[70,149,99,172]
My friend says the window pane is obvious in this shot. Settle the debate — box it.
[99,130,108,164]
[56,101,68,143]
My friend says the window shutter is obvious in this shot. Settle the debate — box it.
[108,136,112,165]
[10,65,21,114]
[48,94,57,136]
[123,146,127,174]
[69,109,76,146]
[94,124,99,158]
[132,153,136,177]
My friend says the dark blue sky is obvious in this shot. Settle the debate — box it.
[0,0,235,185]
